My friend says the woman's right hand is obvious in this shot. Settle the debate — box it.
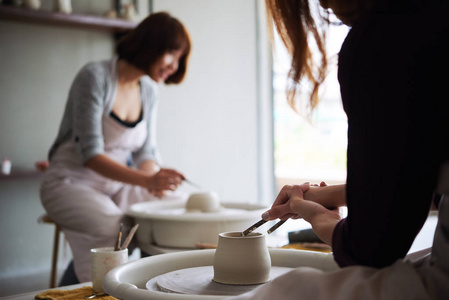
[262,182,341,245]
[145,168,184,193]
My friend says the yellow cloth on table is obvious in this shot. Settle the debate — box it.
[281,242,332,253]
[35,286,118,300]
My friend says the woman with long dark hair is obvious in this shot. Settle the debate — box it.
[232,0,449,298]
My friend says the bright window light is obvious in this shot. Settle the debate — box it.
[273,24,350,189]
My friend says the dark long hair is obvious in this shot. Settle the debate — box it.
[116,12,191,84]
[266,0,401,112]
[266,0,329,112]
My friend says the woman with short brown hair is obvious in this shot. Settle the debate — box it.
[41,12,191,285]
[116,11,190,84]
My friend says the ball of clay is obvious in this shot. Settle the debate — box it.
[186,191,221,213]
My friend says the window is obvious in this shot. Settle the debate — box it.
[273,25,349,190]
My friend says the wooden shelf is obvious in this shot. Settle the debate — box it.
[0,4,137,32]
[0,169,44,180]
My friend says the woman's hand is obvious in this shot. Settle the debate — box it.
[145,168,184,194]
[262,182,341,245]
[262,184,309,220]
[138,161,182,197]
[85,156,186,198]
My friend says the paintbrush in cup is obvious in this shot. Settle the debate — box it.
[120,224,139,250]
[114,223,123,251]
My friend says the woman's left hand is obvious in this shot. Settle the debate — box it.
[262,182,341,245]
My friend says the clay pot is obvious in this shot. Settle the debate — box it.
[213,232,271,285]
[186,191,221,212]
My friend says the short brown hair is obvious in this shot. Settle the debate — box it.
[116,12,191,84]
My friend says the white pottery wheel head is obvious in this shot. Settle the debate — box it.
[126,200,268,248]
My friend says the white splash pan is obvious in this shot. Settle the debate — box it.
[103,249,339,300]
[127,200,267,248]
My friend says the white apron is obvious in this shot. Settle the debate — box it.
[41,108,160,282]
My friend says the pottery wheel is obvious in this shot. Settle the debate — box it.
[146,266,292,296]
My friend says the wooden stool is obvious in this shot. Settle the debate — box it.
[38,214,61,288]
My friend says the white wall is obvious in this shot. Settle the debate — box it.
[0,1,116,295]
[152,0,261,202]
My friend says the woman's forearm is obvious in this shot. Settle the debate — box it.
[85,154,149,187]
[305,184,346,208]
[310,211,341,245]
[85,155,184,192]
[138,159,160,175]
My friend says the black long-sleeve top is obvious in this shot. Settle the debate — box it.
[332,1,449,268]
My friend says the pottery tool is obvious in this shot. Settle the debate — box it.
[183,178,202,189]
[242,219,267,236]
[83,292,107,299]
[120,224,139,250]
[267,219,287,234]
[114,223,122,251]
[243,219,288,236]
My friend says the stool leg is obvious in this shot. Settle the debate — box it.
[50,225,60,288]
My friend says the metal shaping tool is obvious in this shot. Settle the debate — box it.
[183,178,202,189]
[242,219,288,236]
[242,219,267,236]
[267,219,287,234]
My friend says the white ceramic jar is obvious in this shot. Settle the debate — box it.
[213,232,271,285]
[91,247,128,292]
